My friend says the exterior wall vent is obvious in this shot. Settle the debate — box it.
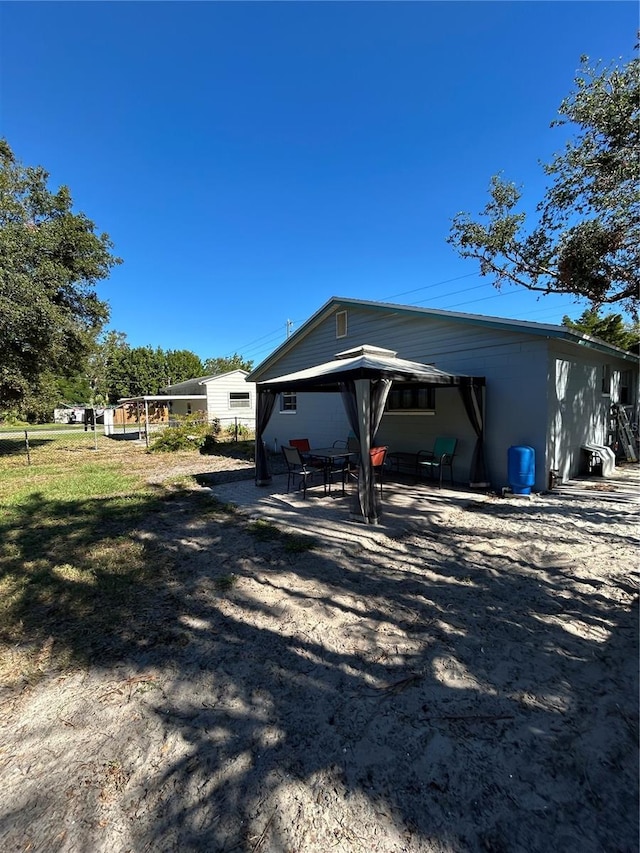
[336,311,348,338]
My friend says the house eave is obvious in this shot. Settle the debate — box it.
[117,395,207,403]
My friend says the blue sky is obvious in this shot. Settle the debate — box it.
[0,1,636,368]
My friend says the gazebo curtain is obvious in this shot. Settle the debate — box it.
[255,390,277,485]
[459,384,489,487]
[340,378,392,525]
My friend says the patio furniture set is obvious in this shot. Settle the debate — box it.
[281,436,457,499]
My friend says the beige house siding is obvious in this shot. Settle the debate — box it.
[203,371,256,426]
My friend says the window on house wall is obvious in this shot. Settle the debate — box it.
[385,384,436,412]
[601,364,611,395]
[229,392,251,408]
[336,311,347,338]
[620,370,632,405]
[280,392,297,413]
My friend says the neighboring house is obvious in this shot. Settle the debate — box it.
[162,370,256,427]
[54,405,87,424]
[248,297,639,492]
[54,405,106,425]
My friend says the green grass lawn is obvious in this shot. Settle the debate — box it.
[0,432,199,684]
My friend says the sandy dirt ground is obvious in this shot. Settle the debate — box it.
[1,457,638,853]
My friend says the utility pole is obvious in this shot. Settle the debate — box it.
[286,319,293,339]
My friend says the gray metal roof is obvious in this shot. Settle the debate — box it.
[163,369,250,394]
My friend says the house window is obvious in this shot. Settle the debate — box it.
[229,392,251,409]
[280,392,297,413]
[620,370,632,405]
[601,364,611,396]
[336,311,347,338]
[386,384,435,413]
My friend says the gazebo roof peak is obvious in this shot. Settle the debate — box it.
[335,344,397,361]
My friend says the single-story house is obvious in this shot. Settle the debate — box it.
[161,370,256,428]
[112,370,256,435]
[54,405,107,425]
[248,297,639,494]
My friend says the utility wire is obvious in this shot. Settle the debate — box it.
[383,272,479,301]
[223,272,586,362]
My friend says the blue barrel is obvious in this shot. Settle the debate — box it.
[508,445,535,494]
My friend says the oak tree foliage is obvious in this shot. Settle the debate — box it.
[0,140,121,408]
[448,48,639,315]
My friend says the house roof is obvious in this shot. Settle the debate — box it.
[248,296,637,381]
[258,345,484,393]
[163,369,250,394]
[117,395,206,404]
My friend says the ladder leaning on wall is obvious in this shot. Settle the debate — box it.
[612,403,638,462]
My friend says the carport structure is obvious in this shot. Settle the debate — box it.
[254,345,487,524]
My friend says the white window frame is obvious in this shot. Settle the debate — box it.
[280,392,297,413]
[601,364,611,396]
[229,391,251,409]
[336,310,348,339]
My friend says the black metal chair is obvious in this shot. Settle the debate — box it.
[282,445,316,498]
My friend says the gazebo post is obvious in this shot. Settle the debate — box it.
[144,399,150,448]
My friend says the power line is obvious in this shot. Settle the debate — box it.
[221,275,590,365]
[383,272,479,301]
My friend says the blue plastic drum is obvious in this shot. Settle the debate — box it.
[508,445,535,495]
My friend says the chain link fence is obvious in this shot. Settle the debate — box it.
[0,426,105,465]
[0,416,257,465]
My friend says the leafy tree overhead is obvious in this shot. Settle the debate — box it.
[203,353,254,375]
[0,140,121,409]
[562,309,639,352]
[165,349,204,385]
[448,47,639,316]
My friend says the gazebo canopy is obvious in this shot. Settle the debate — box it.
[255,346,487,525]
[257,345,485,392]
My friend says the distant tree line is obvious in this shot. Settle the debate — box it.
[87,334,253,407]
[5,332,254,423]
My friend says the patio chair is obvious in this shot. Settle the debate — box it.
[327,440,360,492]
[416,437,457,488]
[282,445,317,498]
[370,445,388,496]
[333,436,362,489]
[347,445,388,497]
[289,438,312,453]
[289,438,325,472]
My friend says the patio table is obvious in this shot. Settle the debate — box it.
[309,448,357,494]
